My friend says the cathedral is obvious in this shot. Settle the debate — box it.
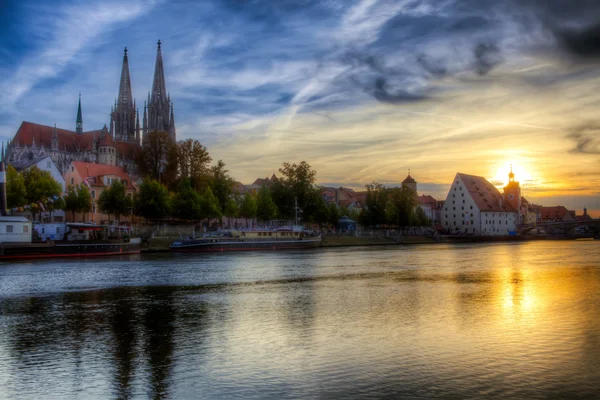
[6,41,176,175]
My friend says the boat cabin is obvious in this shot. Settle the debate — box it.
[0,216,32,243]
[242,229,303,240]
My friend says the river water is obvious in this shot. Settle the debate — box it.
[0,241,599,399]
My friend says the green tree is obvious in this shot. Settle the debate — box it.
[201,186,222,226]
[385,187,417,228]
[327,202,340,228]
[256,185,278,223]
[239,193,257,228]
[170,178,202,221]
[314,196,330,229]
[171,139,212,191]
[209,160,235,212]
[224,197,239,227]
[361,182,388,228]
[415,206,431,226]
[22,166,63,221]
[272,161,319,220]
[65,185,80,220]
[6,165,27,209]
[134,179,170,221]
[78,184,92,221]
[97,180,132,223]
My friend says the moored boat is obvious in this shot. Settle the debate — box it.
[0,218,141,260]
[169,227,321,252]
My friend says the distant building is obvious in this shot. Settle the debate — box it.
[576,208,593,222]
[417,195,436,222]
[441,172,518,235]
[539,206,576,222]
[244,174,279,193]
[401,172,417,192]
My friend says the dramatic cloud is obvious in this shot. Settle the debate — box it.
[1,0,600,215]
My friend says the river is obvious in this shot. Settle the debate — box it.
[0,241,599,399]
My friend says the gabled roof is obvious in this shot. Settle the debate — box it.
[539,206,574,221]
[417,194,437,205]
[70,162,135,190]
[11,121,113,153]
[457,173,516,213]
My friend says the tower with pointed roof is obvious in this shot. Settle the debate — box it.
[144,40,176,142]
[76,94,83,134]
[503,164,522,223]
[402,170,417,192]
[111,47,138,144]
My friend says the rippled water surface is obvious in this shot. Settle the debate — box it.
[1,241,599,399]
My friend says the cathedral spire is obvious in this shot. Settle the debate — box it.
[151,40,168,106]
[118,47,133,108]
[76,93,83,134]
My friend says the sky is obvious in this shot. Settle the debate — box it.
[1,0,599,216]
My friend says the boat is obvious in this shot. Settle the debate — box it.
[0,218,141,260]
[169,227,322,252]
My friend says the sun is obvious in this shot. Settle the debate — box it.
[493,163,532,187]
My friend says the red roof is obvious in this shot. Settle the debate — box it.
[417,195,437,205]
[72,162,135,190]
[457,173,516,213]
[539,206,574,221]
[12,121,115,152]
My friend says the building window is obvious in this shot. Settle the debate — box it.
[70,178,74,185]
[463,200,465,204]
[91,190,96,199]
[23,225,28,233]
[71,166,74,172]
[453,200,455,204]
[470,206,473,210]
[461,206,464,210]
[453,207,455,210]
[453,194,455,198]
[6,225,13,233]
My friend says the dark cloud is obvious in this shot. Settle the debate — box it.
[473,42,502,76]
[370,77,427,103]
[567,124,600,154]
[556,23,600,59]
[416,54,448,78]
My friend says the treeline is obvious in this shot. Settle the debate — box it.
[359,183,431,228]
[5,131,432,228]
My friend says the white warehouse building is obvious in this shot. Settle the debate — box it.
[441,172,520,235]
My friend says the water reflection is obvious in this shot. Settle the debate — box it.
[0,242,599,398]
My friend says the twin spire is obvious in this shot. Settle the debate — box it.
[105,40,176,144]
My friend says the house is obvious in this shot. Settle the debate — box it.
[63,161,136,224]
[441,172,518,235]
[539,206,576,222]
[244,174,278,194]
[417,194,437,222]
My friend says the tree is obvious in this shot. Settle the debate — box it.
[314,196,330,229]
[22,166,63,221]
[210,160,235,212]
[64,184,92,222]
[256,185,278,223]
[65,186,79,220]
[201,186,222,225]
[6,165,26,209]
[224,197,239,228]
[134,179,170,221]
[170,178,202,222]
[139,131,174,182]
[171,139,212,191]
[327,202,340,228]
[239,193,257,228]
[385,187,417,228]
[97,180,132,223]
[415,206,431,226]
[272,161,319,220]
[361,182,388,228]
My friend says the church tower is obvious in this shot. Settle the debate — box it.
[144,40,176,142]
[76,93,83,134]
[111,47,137,143]
[503,165,522,222]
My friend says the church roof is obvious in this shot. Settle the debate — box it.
[457,173,516,213]
[402,174,416,184]
[12,121,110,152]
